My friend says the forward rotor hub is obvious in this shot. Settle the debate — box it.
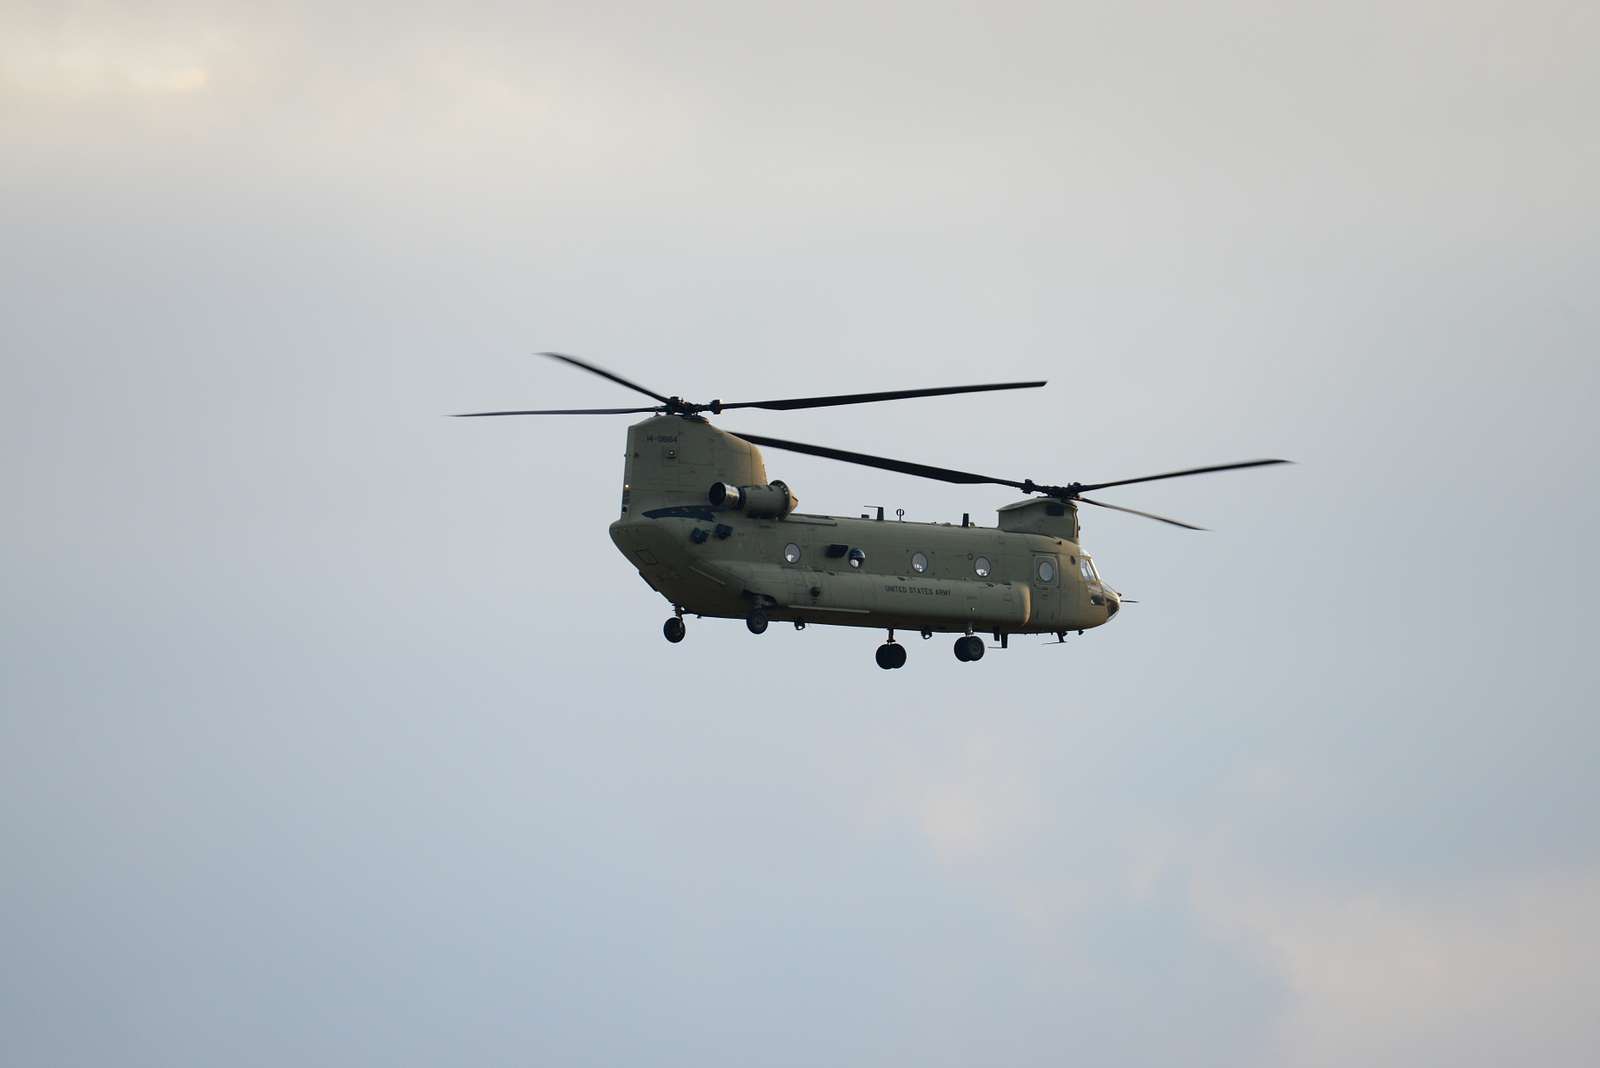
[1020,480,1082,499]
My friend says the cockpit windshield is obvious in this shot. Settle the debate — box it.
[1081,556,1106,606]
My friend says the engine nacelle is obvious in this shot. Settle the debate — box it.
[708,479,798,518]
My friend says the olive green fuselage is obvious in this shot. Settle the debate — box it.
[607,416,1118,635]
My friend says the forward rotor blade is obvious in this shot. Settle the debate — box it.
[729,432,1029,490]
[454,406,662,417]
[538,351,674,406]
[717,380,1046,412]
[1077,495,1206,531]
[1076,458,1291,494]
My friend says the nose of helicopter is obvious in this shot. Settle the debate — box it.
[1105,589,1121,620]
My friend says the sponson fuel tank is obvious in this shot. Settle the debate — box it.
[710,560,1033,629]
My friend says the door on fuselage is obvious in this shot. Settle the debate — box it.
[1031,552,1060,627]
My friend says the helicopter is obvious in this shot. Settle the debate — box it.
[458,352,1289,670]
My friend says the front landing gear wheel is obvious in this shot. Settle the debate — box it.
[746,611,770,635]
[663,617,686,643]
[875,643,907,670]
[954,635,985,662]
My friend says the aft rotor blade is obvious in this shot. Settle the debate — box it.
[538,351,674,406]
[1077,495,1206,531]
[730,432,1029,490]
[454,405,661,417]
[1076,458,1291,494]
[717,380,1046,412]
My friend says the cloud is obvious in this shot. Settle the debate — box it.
[4,53,210,95]
[1195,867,1600,1067]
[0,8,222,96]
[2,4,1596,1066]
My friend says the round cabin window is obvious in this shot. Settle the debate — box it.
[1037,558,1056,583]
[784,543,801,563]
[974,556,992,578]
[847,547,866,569]
[911,552,928,574]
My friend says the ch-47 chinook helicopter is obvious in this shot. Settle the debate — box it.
[459,352,1289,670]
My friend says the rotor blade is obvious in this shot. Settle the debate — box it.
[537,351,674,406]
[454,405,661,417]
[1077,495,1207,531]
[730,432,1030,490]
[1075,458,1291,494]
[717,380,1046,412]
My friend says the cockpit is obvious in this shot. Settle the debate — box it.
[1079,555,1100,591]
[1079,555,1121,619]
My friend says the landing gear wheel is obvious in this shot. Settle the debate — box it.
[746,611,770,635]
[875,643,907,670]
[663,617,686,643]
[954,635,984,662]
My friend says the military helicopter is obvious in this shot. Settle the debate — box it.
[459,353,1288,669]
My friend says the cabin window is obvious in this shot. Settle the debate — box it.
[848,547,866,569]
[911,552,928,574]
[974,555,992,578]
[1080,558,1092,582]
[784,543,801,564]
[1037,558,1056,583]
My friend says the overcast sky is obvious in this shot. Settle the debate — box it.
[3,3,1597,1065]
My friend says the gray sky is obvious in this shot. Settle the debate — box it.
[3,3,1597,1065]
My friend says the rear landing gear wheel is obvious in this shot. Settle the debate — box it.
[663,617,686,643]
[954,635,984,662]
[875,643,907,670]
[746,611,769,635]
